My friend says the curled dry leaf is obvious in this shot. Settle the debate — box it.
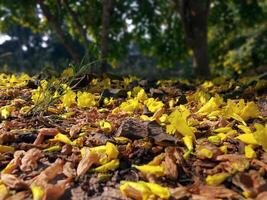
[191,185,241,200]
[162,148,178,180]
[20,148,43,172]
[169,187,189,200]
[69,123,83,138]
[63,161,76,178]
[34,159,64,187]
[77,147,100,177]
[34,128,59,145]
[0,173,28,190]
[1,150,24,174]
[5,191,28,200]
[43,178,72,200]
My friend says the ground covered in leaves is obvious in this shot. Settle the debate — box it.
[0,69,266,200]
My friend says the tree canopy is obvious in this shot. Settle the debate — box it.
[0,0,266,77]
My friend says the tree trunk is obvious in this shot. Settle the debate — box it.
[175,0,211,78]
[37,0,81,63]
[100,0,114,73]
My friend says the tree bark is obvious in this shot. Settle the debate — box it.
[100,0,114,73]
[37,0,81,63]
[174,0,211,78]
[62,0,91,48]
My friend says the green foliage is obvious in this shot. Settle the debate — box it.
[0,0,266,75]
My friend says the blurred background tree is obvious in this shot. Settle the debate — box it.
[0,0,266,78]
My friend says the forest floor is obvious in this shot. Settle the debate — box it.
[0,69,266,200]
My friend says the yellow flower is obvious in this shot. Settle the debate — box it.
[166,110,195,138]
[136,89,148,102]
[120,99,142,113]
[0,105,15,119]
[60,89,76,108]
[239,102,260,121]
[61,67,74,78]
[144,98,164,113]
[77,91,96,108]
[196,95,223,115]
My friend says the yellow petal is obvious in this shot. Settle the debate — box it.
[220,145,228,154]
[120,181,170,200]
[89,145,107,154]
[147,153,165,166]
[120,181,150,200]
[244,145,256,159]
[182,136,193,150]
[0,184,9,200]
[77,91,96,108]
[106,142,119,160]
[231,113,246,126]
[206,173,230,186]
[235,134,258,145]
[43,145,61,153]
[60,90,76,108]
[145,182,170,199]
[208,135,221,145]
[197,95,223,115]
[133,165,165,177]
[197,148,213,159]
[98,121,112,132]
[213,127,232,133]
[240,102,260,121]
[0,145,14,153]
[166,110,195,138]
[50,133,73,145]
[237,125,252,134]
[93,159,119,173]
[61,67,74,78]
[144,98,164,113]
[252,123,267,152]
[31,184,44,200]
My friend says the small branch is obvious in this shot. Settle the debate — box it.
[37,0,81,63]
[62,0,91,48]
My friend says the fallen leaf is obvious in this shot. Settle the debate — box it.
[77,148,100,177]
[20,148,43,172]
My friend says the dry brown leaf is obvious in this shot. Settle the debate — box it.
[191,185,241,200]
[256,191,267,200]
[20,148,43,172]
[34,159,64,187]
[34,128,59,145]
[69,123,83,138]
[0,174,28,190]
[162,148,178,180]
[77,147,100,177]
[5,191,28,200]
[43,178,71,200]
[63,161,76,178]
[170,187,189,200]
